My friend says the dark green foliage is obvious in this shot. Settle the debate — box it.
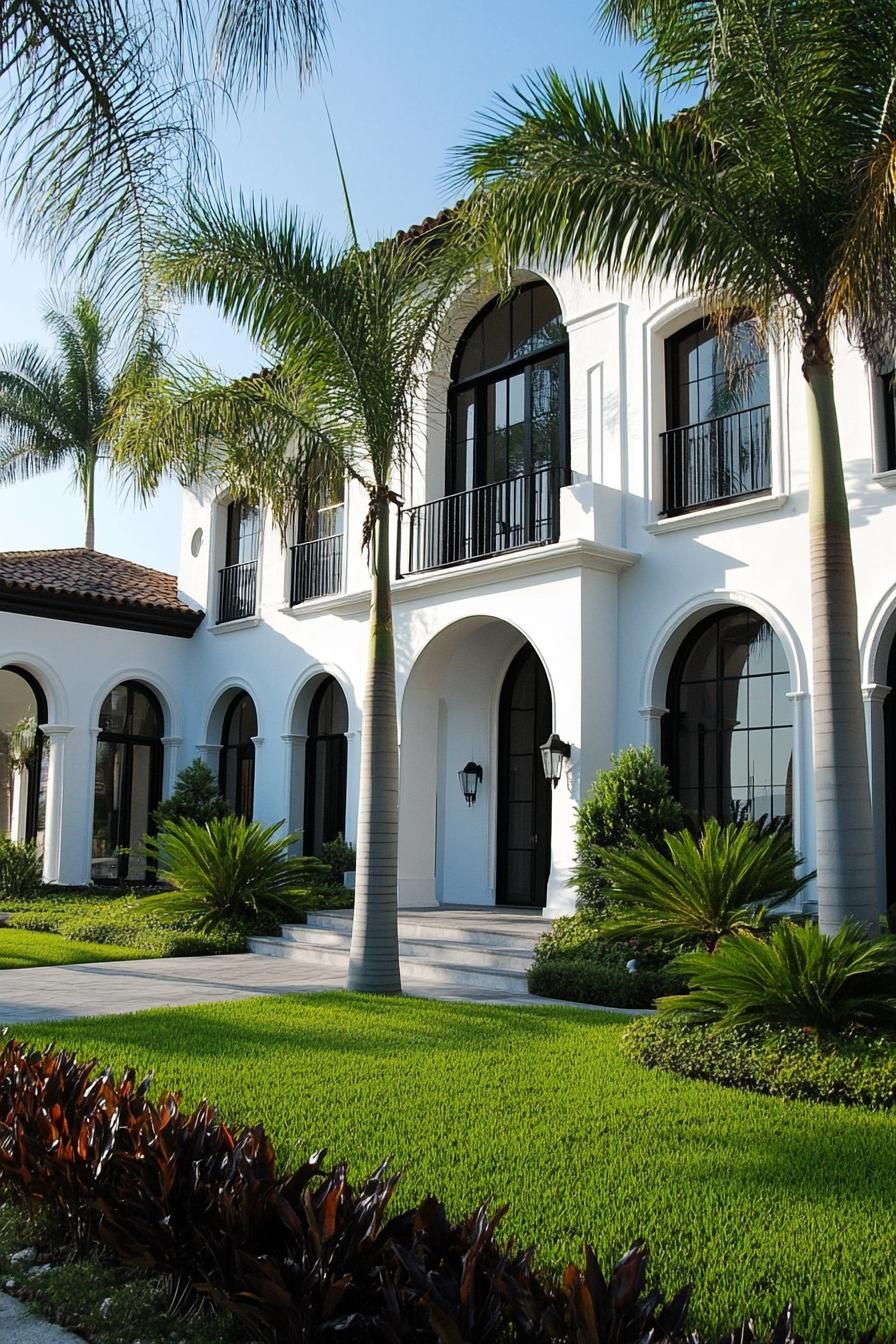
[0,837,42,902]
[623,1017,896,1110]
[573,747,684,915]
[598,819,813,951]
[0,1034,879,1343]
[660,920,896,1032]
[152,759,230,830]
[528,910,684,1007]
[319,833,356,883]
[142,816,317,932]
[6,891,243,957]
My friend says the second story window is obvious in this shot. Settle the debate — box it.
[217,498,260,623]
[398,282,569,578]
[879,367,896,473]
[662,317,771,516]
[290,485,344,606]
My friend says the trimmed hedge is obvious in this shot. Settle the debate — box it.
[5,891,244,958]
[622,1016,896,1109]
[527,910,685,1007]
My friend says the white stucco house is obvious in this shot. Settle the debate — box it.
[2,251,896,924]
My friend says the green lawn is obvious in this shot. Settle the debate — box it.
[33,992,894,1340]
[0,928,144,969]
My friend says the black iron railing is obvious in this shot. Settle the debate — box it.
[289,533,343,605]
[217,559,258,623]
[661,405,771,516]
[397,465,564,578]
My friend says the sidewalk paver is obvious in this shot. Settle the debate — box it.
[0,1293,81,1343]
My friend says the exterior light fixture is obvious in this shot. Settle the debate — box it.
[458,761,483,806]
[539,733,571,788]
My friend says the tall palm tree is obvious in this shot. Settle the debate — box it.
[457,0,896,935]
[0,294,156,549]
[0,0,331,325]
[117,196,468,992]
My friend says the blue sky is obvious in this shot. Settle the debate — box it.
[0,1,641,574]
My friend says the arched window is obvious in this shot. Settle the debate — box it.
[217,498,260,623]
[220,692,257,819]
[93,681,163,882]
[304,677,348,855]
[663,316,770,514]
[664,608,793,825]
[0,666,47,849]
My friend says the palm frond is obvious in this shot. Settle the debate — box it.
[210,0,332,99]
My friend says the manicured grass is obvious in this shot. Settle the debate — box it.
[0,927,144,969]
[35,992,894,1340]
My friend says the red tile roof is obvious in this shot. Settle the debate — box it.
[0,549,203,636]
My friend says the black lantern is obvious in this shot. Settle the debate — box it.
[458,761,483,806]
[539,733,570,788]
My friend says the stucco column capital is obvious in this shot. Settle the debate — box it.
[38,723,74,738]
[250,735,264,749]
[160,735,183,747]
[862,682,891,704]
[638,705,668,721]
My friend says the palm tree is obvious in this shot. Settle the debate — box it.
[0,294,157,549]
[0,1,331,324]
[457,0,896,935]
[117,196,468,992]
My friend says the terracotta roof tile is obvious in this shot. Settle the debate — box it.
[0,549,203,634]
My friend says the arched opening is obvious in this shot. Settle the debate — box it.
[219,691,257,819]
[496,644,553,907]
[92,681,163,882]
[0,666,48,849]
[303,676,348,855]
[663,607,793,825]
[885,640,896,913]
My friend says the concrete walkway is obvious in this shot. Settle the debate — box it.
[0,1293,80,1342]
[0,951,633,1024]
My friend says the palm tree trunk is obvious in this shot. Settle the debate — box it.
[803,329,878,934]
[347,489,402,993]
[84,450,96,550]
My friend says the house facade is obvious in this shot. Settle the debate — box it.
[3,259,896,920]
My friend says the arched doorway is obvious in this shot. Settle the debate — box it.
[663,607,793,825]
[303,676,348,855]
[219,692,257,819]
[92,681,163,882]
[885,640,896,912]
[496,644,553,907]
[0,666,47,849]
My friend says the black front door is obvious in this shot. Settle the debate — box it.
[496,644,552,907]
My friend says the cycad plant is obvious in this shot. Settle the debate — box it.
[142,815,310,932]
[458,0,896,933]
[0,295,156,548]
[597,819,813,951]
[659,920,896,1033]
[120,198,470,992]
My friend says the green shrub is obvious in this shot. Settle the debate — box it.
[0,836,43,902]
[528,956,685,1008]
[151,758,231,830]
[660,919,896,1032]
[142,816,319,932]
[6,893,244,957]
[319,833,356,883]
[623,1016,896,1109]
[598,818,813,951]
[573,747,684,915]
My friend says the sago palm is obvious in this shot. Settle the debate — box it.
[659,920,896,1033]
[120,196,469,992]
[0,294,155,548]
[597,818,813,951]
[457,0,896,934]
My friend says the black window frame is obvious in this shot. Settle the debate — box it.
[446,282,570,495]
[93,680,164,884]
[303,677,348,857]
[0,665,47,846]
[219,691,257,820]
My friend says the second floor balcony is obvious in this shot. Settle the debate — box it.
[661,404,771,517]
[217,558,258,623]
[396,465,564,579]
[290,532,343,606]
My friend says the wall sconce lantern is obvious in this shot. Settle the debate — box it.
[458,761,483,807]
[539,733,571,788]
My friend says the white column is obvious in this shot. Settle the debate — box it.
[863,682,890,920]
[38,724,73,884]
[343,729,361,852]
[160,736,183,795]
[281,732,307,845]
[785,689,813,903]
[639,704,667,753]
[197,742,222,771]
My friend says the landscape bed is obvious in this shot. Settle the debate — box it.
[28,989,896,1341]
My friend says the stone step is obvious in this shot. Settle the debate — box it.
[248,935,348,967]
[276,924,533,972]
[305,909,548,952]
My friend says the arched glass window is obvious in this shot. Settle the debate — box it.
[304,677,348,855]
[93,681,163,882]
[448,282,568,494]
[665,609,793,825]
[220,692,257,819]
[0,666,47,849]
[497,644,553,907]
